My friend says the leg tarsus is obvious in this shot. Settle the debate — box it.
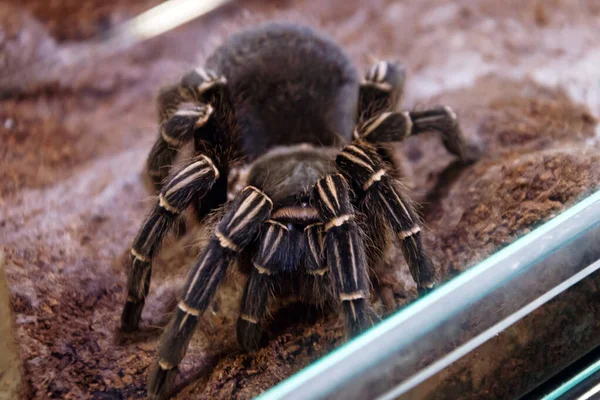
[417,285,435,297]
[236,318,265,351]
[400,232,437,291]
[344,299,378,337]
[410,106,482,163]
[121,299,145,332]
[147,362,178,400]
[236,262,275,351]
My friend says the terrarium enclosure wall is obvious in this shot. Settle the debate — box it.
[1,0,600,399]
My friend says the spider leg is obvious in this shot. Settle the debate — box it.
[121,154,220,332]
[356,109,479,164]
[313,174,378,336]
[237,269,272,351]
[147,186,272,400]
[409,106,480,163]
[236,219,288,351]
[147,68,229,191]
[359,60,406,120]
[336,142,436,294]
[157,68,228,124]
[146,105,214,190]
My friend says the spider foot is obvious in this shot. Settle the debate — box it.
[457,141,483,165]
[237,317,265,351]
[121,298,144,332]
[417,283,436,297]
[147,361,178,400]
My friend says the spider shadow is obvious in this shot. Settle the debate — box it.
[267,302,329,339]
[420,158,477,219]
[168,352,229,399]
[114,325,165,346]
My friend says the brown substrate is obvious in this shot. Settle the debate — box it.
[1,0,600,399]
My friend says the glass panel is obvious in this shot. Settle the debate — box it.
[259,190,600,400]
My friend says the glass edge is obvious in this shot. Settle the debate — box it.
[257,190,600,400]
[378,259,600,399]
[541,358,600,400]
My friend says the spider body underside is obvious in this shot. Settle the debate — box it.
[120,22,477,399]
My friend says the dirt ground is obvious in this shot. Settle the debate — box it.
[2,0,600,399]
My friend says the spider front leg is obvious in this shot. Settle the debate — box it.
[148,186,272,400]
[147,68,228,191]
[313,174,378,336]
[121,154,220,332]
[236,219,289,351]
[336,141,437,295]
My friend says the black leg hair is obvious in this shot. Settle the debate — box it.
[236,219,290,350]
[236,269,272,351]
[121,155,220,332]
[146,105,214,190]
[358,61,406,120]
[147,68,229,191]
[156,68,227,124]
[304,222,328,277]
[313,174,378,336]
[355,108,478,163]
[148,186,272,400]
[336,142,437,293]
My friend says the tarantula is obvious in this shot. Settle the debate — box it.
[120,22,478,399]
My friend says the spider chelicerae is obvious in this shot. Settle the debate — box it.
[119,21,479,399]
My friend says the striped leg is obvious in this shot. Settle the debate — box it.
[237,219,290,351]
[304,223,328,277]
[358,61,406,121]
[355,107,478,164]
[146,105,214,190]
[313,175,377,336]
[148,186,272,400]
[121,155,220,332]
[156,68,227,124]
[148,68,228,191]
[409,106,480,162]
[237,270,272,351]
[336,142,436,294]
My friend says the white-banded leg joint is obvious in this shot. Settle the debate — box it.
[253,263,272,275]
[158,193,181,214]
[131,248,150,263]
[240,313,259,324]
[398,225,421,239]
[325,214,353,232]
[363,169,386,190]
[178,301,200,316]
[215,229,241,252]
[340,291,365,301]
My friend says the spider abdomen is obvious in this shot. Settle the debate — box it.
[206,22,360,159]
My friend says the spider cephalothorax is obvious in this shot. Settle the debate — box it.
[120,22,478,399]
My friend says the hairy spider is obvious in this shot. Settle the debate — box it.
[120,22,478,399]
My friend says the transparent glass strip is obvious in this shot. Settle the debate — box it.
[258,190,600,400]
[541,359,600,400]
[379,259,600,400]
